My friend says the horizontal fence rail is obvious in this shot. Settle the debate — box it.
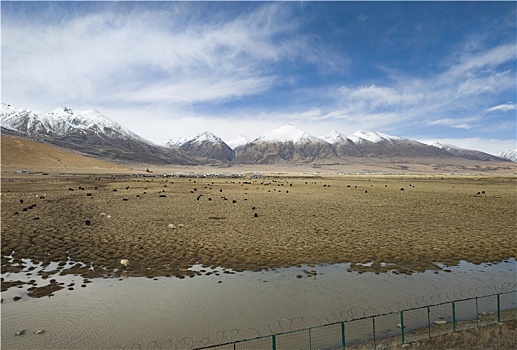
[116,289,517,350]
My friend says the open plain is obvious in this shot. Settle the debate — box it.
[2,170,516,299]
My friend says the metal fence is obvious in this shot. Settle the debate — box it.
[117,290,516,350]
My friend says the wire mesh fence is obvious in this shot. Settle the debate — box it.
[116,290,516,350]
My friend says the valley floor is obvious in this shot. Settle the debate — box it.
[2,171,516,298]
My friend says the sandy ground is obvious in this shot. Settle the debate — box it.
[1,172,516,297]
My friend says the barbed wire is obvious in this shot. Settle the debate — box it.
[115,283,516,350]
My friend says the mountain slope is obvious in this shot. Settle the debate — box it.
[429,142,506,162]
[226,135,249,150]
[496,149,517,162]
[1,134,126,170]
[234,125,336,164]
[346,130,450,158]
[170,131,236,162]
[1,103,196,165]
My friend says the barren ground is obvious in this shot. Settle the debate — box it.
[2,171,515,299]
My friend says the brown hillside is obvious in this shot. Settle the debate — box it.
[1,135,127,172]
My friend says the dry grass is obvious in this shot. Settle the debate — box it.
[1,135,126,171]
[399,319,517,349]
[1,173,516,296]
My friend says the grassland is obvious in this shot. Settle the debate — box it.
[2,171,516,298]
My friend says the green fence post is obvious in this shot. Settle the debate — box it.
[372,317,376,349]
[400,310,405,344]
[452,301,456,332]
[272,334,276,350]
[475,297,479,328]
[427,306,431,339]
[340,321,345,349]
[308,328,312,350]
[497,294,501,323]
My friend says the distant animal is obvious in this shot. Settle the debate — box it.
[34,330,45,334]
[120,259,129,268]
[15,330,26,336]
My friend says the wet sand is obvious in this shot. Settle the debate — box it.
[1,173,516,297]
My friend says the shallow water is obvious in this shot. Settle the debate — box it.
[1,259,516,349]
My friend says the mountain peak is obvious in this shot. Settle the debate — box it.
[349,130,402,144]
[320,130,349,144]
[496,149,517,162]
[255,124,319,144]
[193,131,223,144]
[227,135,249,149]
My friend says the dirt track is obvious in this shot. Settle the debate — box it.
[2,173,516,296]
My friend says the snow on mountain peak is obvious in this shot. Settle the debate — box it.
[347,130,407,144]
[255,124,319,144]
[426,141,468,152]
[166,131,226,148]
[319,130,349,144]
[227,135,249,149]
[192,131,224,144]
[165,137,189,147]
[1,103,148,143]
[496,149,517,162]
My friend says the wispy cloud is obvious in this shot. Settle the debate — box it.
[2,2,515,156]
[324,42,517,131]
[2,3,341,109]
[427,117,480,130]
[486,102,517,112]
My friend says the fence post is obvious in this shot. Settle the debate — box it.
[475,297,479,328]
[400,311,405,344]
[452,301,456,332]
[308,328,312,350]
[372,317,376,349]
[427,306,431,339]
[497,294,501,323]
[340,321,345,349]
[271,334,276,350]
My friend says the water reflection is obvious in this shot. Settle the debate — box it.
[2,259,516,349]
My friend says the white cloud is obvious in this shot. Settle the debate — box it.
[2,3,340,109]
[446,42,516,79]
[486,102,517,112]
[427,117,480,129]
[330,42,516,132]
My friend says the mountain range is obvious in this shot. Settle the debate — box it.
[1,103,514,166]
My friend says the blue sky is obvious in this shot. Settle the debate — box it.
[2,1,516,154]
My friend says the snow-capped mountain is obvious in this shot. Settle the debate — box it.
[1,104,145,142]
[226,135,249,149]
[1,103,196,164]
[253,124,322,144]
[167,131,235,162]
[234,125,336,164]
[165,137,189,148]
[2,103,511,166]
[496,149,517,162]
[319,130,352,144]
[343,130,447,158]
[427,142,506,161]
[348,130,410,144]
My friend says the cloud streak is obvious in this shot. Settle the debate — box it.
[2,3,340,109]
[1,2,515,156]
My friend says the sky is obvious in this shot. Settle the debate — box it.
[2,1,516,155]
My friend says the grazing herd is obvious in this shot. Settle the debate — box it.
[3,172,508,304]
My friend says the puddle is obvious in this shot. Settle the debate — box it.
[1,258,516,349]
